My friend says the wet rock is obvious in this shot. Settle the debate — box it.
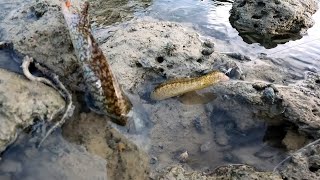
[230,0,318,48]
[201,48,214,56]
[227,66,242,80]
[225,52,251,61]
[98,19,233,91]
[150,156,158,164]
[157,165,282,179]
[63,112,150,180]
[1,0,83,91]
[262,87,275,104]
[0,68,64,153]
[279,144,320,179]
[282,130,307,151]
[203,40,215,49]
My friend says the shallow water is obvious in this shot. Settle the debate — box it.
[0,0,319,178]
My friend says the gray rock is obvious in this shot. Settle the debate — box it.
[0,68,64,153]
[201,48,214,56]
[230,0,318,48]
[262,87,275,104]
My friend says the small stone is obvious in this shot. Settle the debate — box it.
[252,82,268,91]
[228,66,242,79]
[203,40,215,48]
[262,87,275,104]
[268,84,279,93]
[201,48,214,56]
[178,151,188,163]
[200,142,211,152]
[150,156,158,164]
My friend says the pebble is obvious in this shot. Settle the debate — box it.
[178,151,189,163]
[150,156,158,164]
[262,87,275,104]
[203,40,215,48]
[201,48,214,56]
[228,66,242,79]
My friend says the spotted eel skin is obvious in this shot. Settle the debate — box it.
[151,71,229,100]
[61,0,132,125]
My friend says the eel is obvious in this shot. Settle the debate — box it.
[151,71,229,100]
[61,0,132,126]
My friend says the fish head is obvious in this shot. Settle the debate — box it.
[217,72,230,82]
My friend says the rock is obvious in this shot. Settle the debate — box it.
[201,48,214,56]
[225,52,251,61]
[227,66,242,80]
[150,156,158,164]
[282,130,307,151]
[1,0,83,91]
[0,68,64,153]
[157,165,282,180]
[262,87,275,104]
[279,144,320,179]
[63,112,150,180]
[178,151,189,163]
[230,0,319,48]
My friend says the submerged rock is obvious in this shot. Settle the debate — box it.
[229,0,319,48]
[0,68,64,153]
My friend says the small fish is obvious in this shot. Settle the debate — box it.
[61,0,132,125]
[151,71,229,100]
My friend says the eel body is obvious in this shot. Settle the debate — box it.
[151,71,229,100]
[61,0,132,125]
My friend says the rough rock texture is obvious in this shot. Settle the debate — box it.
[98,19,221,92]
[63,111,150,180]
[156,165,282,180]
[0,68,64,153]
[0,133,107,180]
[279,144,320,179]
[1,0,83,90]
[229,0,319,48]
[89,0,152,26]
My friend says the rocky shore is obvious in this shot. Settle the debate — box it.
[0,0,319,179]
